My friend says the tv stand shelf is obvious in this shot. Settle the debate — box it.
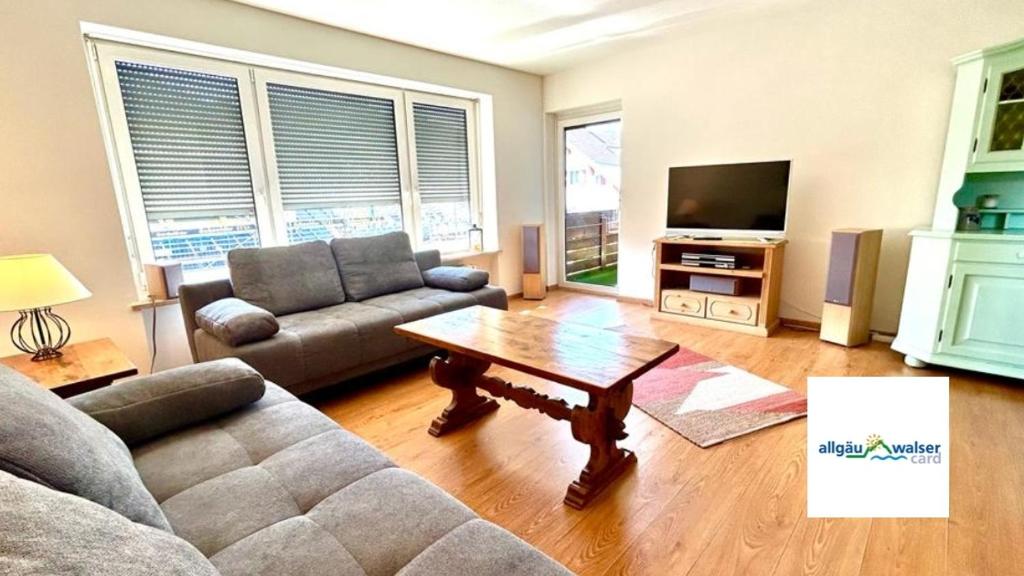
[658,263,765,278]
[653,237,786,337]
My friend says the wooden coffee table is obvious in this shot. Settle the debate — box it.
[395,305,679,509]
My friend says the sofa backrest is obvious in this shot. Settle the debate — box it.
[330,231,425,301]
[228,240,346,316]
[0,365,171,531]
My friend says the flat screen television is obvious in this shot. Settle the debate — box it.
[666,160,790,238]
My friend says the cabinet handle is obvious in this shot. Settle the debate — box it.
[1017,251,1024,260]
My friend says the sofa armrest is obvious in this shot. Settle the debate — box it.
[179,279,235,362]
[414,249,442,273]
[67,358,265,447]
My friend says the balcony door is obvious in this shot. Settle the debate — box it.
[558,114,622,292]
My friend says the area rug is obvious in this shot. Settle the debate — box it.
[632,347,807,448]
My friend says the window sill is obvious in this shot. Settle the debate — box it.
[442,249,501,263]
[130,297,179,312]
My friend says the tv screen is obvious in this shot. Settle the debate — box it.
[666,161,790,233]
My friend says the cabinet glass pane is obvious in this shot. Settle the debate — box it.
[990,101,1024,151]
[998,68,1024,101]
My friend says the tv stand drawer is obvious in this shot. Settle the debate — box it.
[661,290,706,317]
[706,295,759,325]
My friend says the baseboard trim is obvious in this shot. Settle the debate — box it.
[780,317,821,332]
[552,284,655,306]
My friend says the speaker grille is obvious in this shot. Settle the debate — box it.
[523,226,541,274]
[825,232,859,305]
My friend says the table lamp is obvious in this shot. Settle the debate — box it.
[0,254,91,361]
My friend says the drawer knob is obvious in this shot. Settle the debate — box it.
[1017,251,1024,260]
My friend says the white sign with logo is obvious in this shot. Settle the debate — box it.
[807,377,949,518]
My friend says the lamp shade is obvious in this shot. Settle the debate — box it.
[0,254,92,312]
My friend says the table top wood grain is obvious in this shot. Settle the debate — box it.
[395,306,679,395]
[0,337,137,397]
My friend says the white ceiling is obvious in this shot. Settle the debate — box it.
[230,0,758,74]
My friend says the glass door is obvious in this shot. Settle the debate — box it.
[559,116,622,291]
[974,51,1024,168]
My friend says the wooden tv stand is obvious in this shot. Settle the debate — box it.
[653,237,786,337]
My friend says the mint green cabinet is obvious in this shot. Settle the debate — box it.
[938,262,1024,364]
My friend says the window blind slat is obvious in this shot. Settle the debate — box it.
[412,103,470,205]
[266,83,402,211]
[115,61,258,219]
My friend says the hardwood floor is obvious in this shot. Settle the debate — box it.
[309,290,1023,576]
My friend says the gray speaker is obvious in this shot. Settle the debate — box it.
[825,232,859,306]
[821,229,882,347]
[522,224,545,299]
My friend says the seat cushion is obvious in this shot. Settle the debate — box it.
[277,303,409,372]
[0,471,218,576]
[229,240,346,315]
[331,232,424,301]
[0,365,171,531]
[396,519,572,576]
[130,382,570,576]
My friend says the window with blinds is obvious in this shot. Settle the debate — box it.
[411,102,473,252]
[265,83,404,243]
[96,42,484,292]
[114,61,259,281]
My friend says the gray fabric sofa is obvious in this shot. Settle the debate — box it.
[180,232,507,395]
[0,360,571,575]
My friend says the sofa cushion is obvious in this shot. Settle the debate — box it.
[397,519,572,576]
[422,266,489,292]
[129,381,570,576]
[305,468,476,576]
[0,365,171,531]
[277,303,409,373]
[0,471,218,576]
[196,298,279,346]
[229,241,346,315]
[68,359,266,447]
[331,232,424,301]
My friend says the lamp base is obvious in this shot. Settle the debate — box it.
[31,347,64,362]
[11,307,71,362]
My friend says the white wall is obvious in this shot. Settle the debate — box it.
[0,0,543,371]
[543,0,1024,332]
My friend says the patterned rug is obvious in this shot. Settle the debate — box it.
[633,347,807,448]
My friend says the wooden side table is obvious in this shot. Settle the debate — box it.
[0,338,138,398]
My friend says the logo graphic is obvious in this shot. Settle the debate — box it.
[818,433,942,464]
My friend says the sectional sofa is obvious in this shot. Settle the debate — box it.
[180,232,507,395]
[0,358,571,575]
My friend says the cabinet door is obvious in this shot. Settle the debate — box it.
[974,50,1024,168]
[938,262,1024,364]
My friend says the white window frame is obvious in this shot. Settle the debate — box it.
[252,68,413,246]
[91,41,274,289]
[404,91,483,248]
[83,25,492,298]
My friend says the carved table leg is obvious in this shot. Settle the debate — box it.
[564,381,637,509]
[428,352,500,437]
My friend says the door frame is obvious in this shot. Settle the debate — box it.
[556,112,622,295]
